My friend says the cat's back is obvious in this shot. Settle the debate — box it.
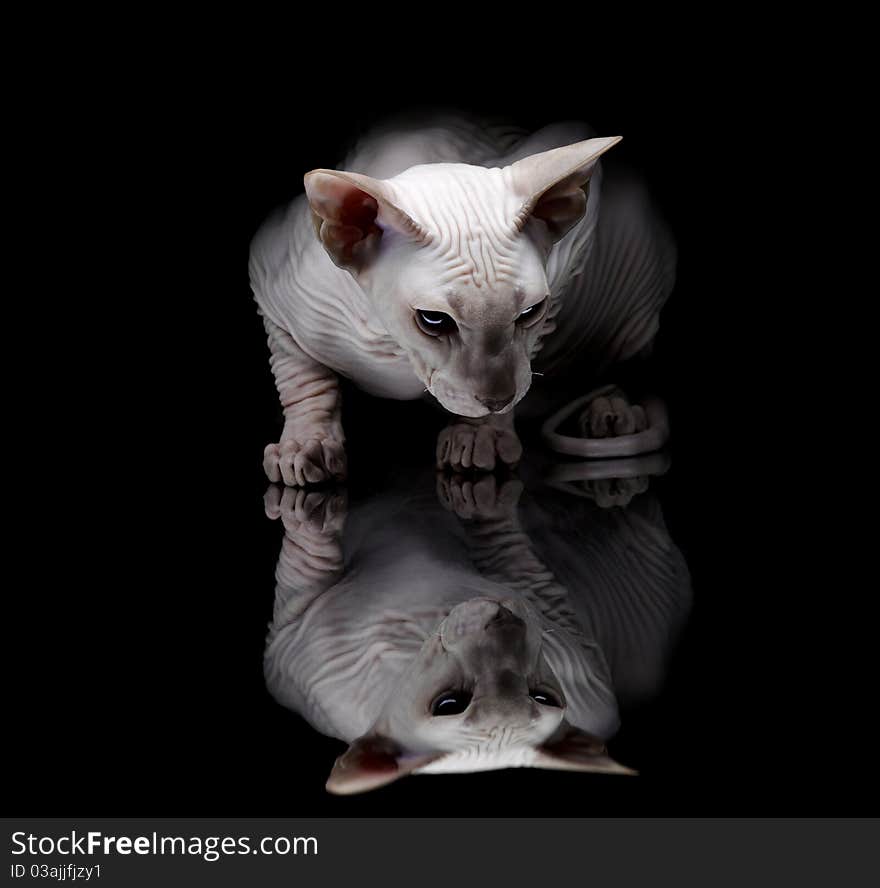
[249,112,524,295]
[340,112,528,177]
[249,191,425,395]
[248,194,328,331]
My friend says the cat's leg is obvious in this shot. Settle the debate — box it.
[264,485,347,637]
[435,412,523,472]
[262,317,346,486]
[437,473,580,631]
[437,474,539,588]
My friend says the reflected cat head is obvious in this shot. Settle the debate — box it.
[263,468,688,795]
[325,595,632,795]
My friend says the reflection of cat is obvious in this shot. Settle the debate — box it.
[263,468,690,794]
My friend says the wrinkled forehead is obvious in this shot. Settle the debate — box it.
[388,164,547,297]
[394,697,564,749]
[417,733,546,774]
[390,163,521,236]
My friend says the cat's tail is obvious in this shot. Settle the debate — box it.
[541,385,669,458]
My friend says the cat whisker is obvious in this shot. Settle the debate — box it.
[531,372,545,377]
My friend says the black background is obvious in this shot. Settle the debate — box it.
[8,38,860,817]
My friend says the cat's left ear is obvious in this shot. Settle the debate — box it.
[507,136,622,242]
[304,169,428,271]
[325,734,442,795]
[535,723,637,775]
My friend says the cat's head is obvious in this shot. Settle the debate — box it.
[324,596,631,795]
[304,137,620,418]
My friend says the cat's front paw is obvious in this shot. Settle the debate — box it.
[263,435,347,486]
[435,420,522,472]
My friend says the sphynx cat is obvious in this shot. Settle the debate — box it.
[250,114,674,484]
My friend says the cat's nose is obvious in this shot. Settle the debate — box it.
[476,393,515,413]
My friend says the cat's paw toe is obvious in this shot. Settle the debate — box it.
[264,485,348,533]
[263,437,347,486]
[437,473,523,519]
[578,390,647,439]
[582,476,650,508]
[436,423,522,472]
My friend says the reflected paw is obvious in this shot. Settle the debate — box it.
[437,473,523,520]
[577,389,647,439]
[580,476,650,509]
[263,435,347,486]
[264,485,348,534]
[435,422,522,472]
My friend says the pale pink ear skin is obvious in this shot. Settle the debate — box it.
[304,171,383,270]
[508,136,623,242]
[536,723,637,776]
[325,735,442,795]
[303,169,426,271]
[530,188,589,241]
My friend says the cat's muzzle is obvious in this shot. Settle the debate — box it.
[441,598,525,647]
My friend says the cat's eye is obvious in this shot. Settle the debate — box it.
[516,297,547,326]
[415,309,458,337]
[430,690,472,716]
[530,689,561,707]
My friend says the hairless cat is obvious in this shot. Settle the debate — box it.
[250,114,675,484]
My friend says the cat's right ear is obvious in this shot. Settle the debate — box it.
[304,170,428,272]
[325,734,441,795]
[507,136,622,243]
[535,723,637,775]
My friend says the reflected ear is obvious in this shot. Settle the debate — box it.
[535,723,636,775]
[325,734,442,795]
[507,136,622,242]
[304,169,428,271]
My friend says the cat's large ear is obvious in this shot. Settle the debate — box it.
[325,734,442,795]
[304,169,428,271]
[507,136,622,242]
[535,723,636,775]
